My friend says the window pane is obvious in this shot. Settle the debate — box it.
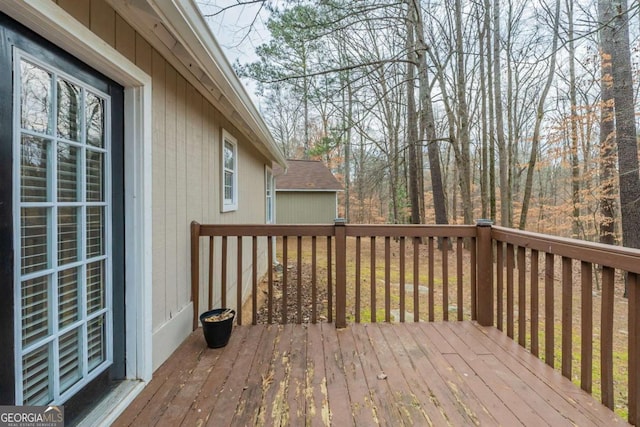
[87,207,104,258]
[59,328,82,393]
[87,315,105,372]
[58,207,78,265]
[21,135,49,202]
[21,60,52,134]
[22,276,49,347]
[21,207,48,274]
[86,149,103,202]
[224,141,234,170]
[57,143,79,202]
[22,344,52,405]
[86,261,104,314]
[58,268,79,327]
[86,92,104,148]
[57,78,81,141]
[224,171,233,201]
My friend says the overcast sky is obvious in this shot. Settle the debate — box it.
[197,1,272,66]
[196,1,275,106]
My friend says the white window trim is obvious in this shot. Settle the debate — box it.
[2,0,154,401]
[221,129,238,212]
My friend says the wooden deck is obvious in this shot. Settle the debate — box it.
[114,322,626,426]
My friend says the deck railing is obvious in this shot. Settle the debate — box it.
[491,226,640,422]
[191,219,640,424]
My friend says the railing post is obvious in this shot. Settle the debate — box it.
[476,219,493,326]
[190,221,201,331]
[335,218,347,328]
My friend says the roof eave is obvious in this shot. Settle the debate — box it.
[108,0,287,168]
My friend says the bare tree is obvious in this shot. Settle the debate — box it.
[493,0,510,226]
[406,3,421,224]
[413,0,448,226]
[519,0,561,230]
[599,0,640,259]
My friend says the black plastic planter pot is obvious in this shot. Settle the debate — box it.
[200,308,235,348]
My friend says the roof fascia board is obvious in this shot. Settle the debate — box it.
[107,0,286,167]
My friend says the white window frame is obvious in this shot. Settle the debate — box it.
[265,166,275,224]
[221,130,238,212]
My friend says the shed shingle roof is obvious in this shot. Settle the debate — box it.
[274,159,343,191]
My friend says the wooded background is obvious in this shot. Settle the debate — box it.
[204,0,640,249]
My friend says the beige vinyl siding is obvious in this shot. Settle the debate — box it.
[55,0,271,363]
[276,192,338,224]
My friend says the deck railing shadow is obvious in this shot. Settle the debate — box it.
[191,219,640,424]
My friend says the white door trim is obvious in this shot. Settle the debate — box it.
[1,1,153,383]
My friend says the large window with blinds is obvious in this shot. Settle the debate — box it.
[13,50,112,406]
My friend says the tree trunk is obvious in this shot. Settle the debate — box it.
[600,0,640,298]
[344,80,352,221]
[413,0,448,226]
[599,8,616,246]
[406,11,421,224]
[518,0,561,230]
[478,8,489,219]
[454,0,473,224]
[302,49,310,159]
[567,0,581,238]
[493,0,510,226]
[600,0,640,249]
[485,0,497,221]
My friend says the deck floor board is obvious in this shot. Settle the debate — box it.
[113,322,627,426]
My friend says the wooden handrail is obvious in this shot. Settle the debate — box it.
[492,225,640,274]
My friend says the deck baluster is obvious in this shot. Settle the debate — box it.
[545,253,555,368]
[629,272,640,424]
[335,219,346,328]
[581,261,593,393]
[601,266,615,409]
[237,236,242,325]
[531,249,539,356]
[457,238,464,321]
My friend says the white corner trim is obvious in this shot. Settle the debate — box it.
[124,86,154,382]
[1,0,153,383]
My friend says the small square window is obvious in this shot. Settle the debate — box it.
[221,130,238,212]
